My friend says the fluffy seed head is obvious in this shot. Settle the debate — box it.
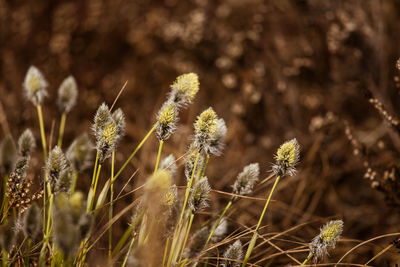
[57,76,78,113]
[184,226,209,258]
[156,101,178,141]
[208,118,227,156]
[97,121,118,162]
[163,185,178,207]
[169,73,200,107]
[194,108,219,153]
[184,145,204,181]
[66,133,93,172]
[93,103,112,133]
[232,163,260,197]
[221,240,243,267]
[12,156,30,181]
[23,66,48,105]
[189,177,211,214]
[0,136,17,175]
[46,146,67,191]
[112,108,126,139]
[18,129,36,157]
[212,218,228,242]
[309,220,344,262]
[22,203,41,239]
[272,138,300,177]
[159,154,177,178]
[55,167,72,194]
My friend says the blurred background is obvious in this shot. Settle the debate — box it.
[1,0,400,265]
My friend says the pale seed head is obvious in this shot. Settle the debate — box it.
[221,240,243,267]
[23,66,48,105]
[168,73,199,107]
[232,163,260,197]
[66,133,93,172]
[272,138,300,177]
[57,76,78,113]
[309,220,344,262]
[18,129,36,157]
[189,176,211,214]
[156,101,178,141]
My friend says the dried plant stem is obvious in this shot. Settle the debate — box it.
[205,199,233,248]
[154,140,164,173]
[242,175,281,267]
[121,237,135,267]
[301,253,313,265]
[57,112,66,148]
[70,170,79,196]
[36,104,47,161]
[109,150,115,260]
[113,124,157,181]
[178,213,194,263]
[178,151,200,227]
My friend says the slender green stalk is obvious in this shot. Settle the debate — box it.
[57,112,66,148]
[39,192,54,267]
[70,170,79,196]
[205,200,233,248]
[113,124,157,181]
[112,225,134,257]
[154,140,164,174]
[301,253,313,265]
[25,239,32,267]
[88,164,102,212]
[242,175,281,267]
[200,154,210,178]
[162,237,170,267]
[121,237,135,267]
[109,151,115,260]
[91,151,99,187]
[2,250,7,267]
[177,151,200,227]
[1,175,8,222]
[36,104,47,160]
[178,213,194,264]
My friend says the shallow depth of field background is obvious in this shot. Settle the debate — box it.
[1,0,400,265]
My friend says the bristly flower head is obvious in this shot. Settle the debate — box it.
[57,76,78,114]
[23,66,48,105]
[184,144,204,181]
[112,108,126,139]
[46,146,67,191]
[92,104,120,163]
[309,220,344,262]
[156,101,178,141]
[272,138,300,177]
[208,118,227,156]
[0,136,17,176]
[193,107,219,154]
[189,176,211,214]
[168,73,199,107]
[221,240,243,267]
[66,133,93,172]
[232,163,260,197]
[159,154,177,178]
[55,167,73,194]
[18,129,36,157]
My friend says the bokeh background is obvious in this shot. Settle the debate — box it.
[1,0,400,265]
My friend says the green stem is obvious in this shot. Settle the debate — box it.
[242,175,281,267]
[112,225,134,257]
[177,152,200,227]
[162,237,170,267]
[200,154,210,178]
[57,112,66,148]
[25,239,32,267]
[91,151,99,187]
[178,213,194,263]
[113,124,157,182]
[2,250,7,267]
[1,175,8,223]
[301,253,313,265]
[121,237,135,267]
[70,170,78,196]
[109,151,115,260]
[88,164,102,212]
[154,140,164,174]
[39,193,54,267]
[36,104,47,161]
[205,200,232,248]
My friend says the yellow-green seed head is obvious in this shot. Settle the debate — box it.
[169,73,199,106]
[163,188,176,206]
[156,102,178,141]
[309,220,344,262]
[195,107,218,136]
[272,138,300,176]
[102,122,117,146]
[145,170,171,192]
[320,220,343,243]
